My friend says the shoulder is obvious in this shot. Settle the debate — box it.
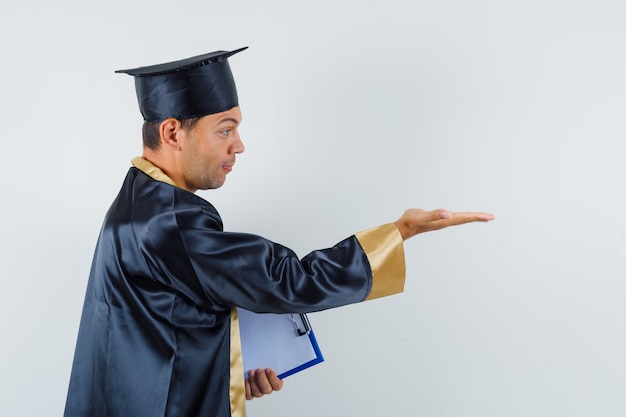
[128,168,223,231]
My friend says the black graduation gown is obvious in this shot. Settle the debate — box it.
[64,165,404,417]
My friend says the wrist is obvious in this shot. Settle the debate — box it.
[393,220,410,240]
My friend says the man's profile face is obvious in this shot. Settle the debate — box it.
[179,106,244,191]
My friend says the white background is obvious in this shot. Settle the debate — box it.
[2,1,625,416]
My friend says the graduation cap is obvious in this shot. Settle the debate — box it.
[116,47,247,122]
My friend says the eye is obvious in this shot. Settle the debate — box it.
[220,129,232,136]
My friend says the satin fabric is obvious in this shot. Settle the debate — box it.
[115,48,246,122]
[228,307,245,417]
[357,224,406,300]
[64,167,375,417]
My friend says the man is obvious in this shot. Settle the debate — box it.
[64,47,494,417]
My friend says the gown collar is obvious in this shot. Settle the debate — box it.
[131,156,178,188]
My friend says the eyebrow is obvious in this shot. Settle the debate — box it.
[217,117,241,126]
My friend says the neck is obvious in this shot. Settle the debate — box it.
[141,149,196,193]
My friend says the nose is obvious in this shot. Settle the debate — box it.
[232,132,245,154]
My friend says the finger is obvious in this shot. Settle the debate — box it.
[448,211,495,225]
[410,209,451,230]
[253,368,274,395]
[264,368,284,391]
[245,379,252,400]
[412,209,454,232]
[247,369,265,398]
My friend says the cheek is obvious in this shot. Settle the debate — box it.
[190,150,219,175]
[184,147,207,178]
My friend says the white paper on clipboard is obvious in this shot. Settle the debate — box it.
[237,308,324,379]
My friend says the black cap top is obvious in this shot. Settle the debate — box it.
[116,47,247,122]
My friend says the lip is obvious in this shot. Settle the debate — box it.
[222,163,234,173]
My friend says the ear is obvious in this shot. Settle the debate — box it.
[159,118,184,151]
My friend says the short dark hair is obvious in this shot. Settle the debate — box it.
[141,117,203,150]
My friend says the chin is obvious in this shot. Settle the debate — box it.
[204,181,226,190]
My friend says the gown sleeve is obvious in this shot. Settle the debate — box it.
[130,188,405,314]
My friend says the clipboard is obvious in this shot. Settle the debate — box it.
[237,308,324,379]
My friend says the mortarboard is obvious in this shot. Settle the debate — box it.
[115,47,247,122]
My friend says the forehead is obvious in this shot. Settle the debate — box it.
[205,106,242,126]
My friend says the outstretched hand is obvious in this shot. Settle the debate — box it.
[245,368,284,400]
[394,208,495,240]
